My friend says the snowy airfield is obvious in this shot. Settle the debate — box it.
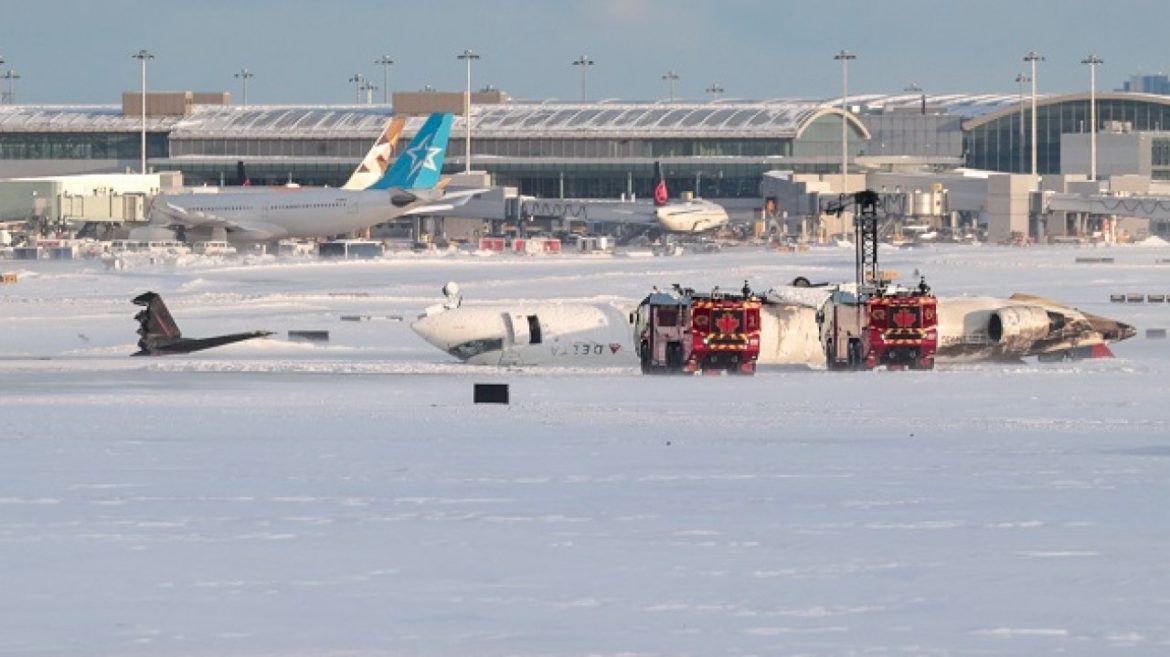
[2,244,1170,657]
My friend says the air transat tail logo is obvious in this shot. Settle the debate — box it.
[402,134,442,177]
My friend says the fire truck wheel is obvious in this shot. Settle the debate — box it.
[639,341,652,374]
[912,356,935,370]
[847,338,864,370]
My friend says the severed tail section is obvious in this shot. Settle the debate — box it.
[132,292,272,356]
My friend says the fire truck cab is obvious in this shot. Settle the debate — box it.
[634,284,763,375]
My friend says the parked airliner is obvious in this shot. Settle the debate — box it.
[149,113,466,242]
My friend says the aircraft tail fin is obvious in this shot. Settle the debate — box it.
[369,113,454,191]
[132,292,182,353]
[653,161,669,207]
[341,116,407,190]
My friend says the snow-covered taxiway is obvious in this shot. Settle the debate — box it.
[2,244,1169,656]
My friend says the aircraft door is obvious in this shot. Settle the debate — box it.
[502,313,530,347]
[347,198,359,214]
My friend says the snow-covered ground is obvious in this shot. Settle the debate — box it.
[2,244,1170,656]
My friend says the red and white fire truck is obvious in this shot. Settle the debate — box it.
[634,283,762,375]
[817,191,939,371]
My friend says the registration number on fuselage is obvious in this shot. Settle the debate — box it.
[550,341,623,357]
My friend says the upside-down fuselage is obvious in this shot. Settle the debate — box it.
[411,289,1135,368]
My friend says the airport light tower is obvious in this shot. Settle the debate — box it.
[374,54,394,105]
[1024,50,1044,176]
[1082,54,1104,181]
[571,55,593,101]
[904,82,924,114]
[131,49,154,175]
[834,49,856,194]
[360,80,377,105]
[706,83,724,100]
[348,73,364,103]
[234,67,254,107]
[457,49,479,174]
[662,69,679,101]
[1015,72,1030,173]
[1,69,20,105]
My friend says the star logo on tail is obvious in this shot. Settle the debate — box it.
[402,134,442,177]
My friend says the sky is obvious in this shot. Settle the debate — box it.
[1,0,1169,105]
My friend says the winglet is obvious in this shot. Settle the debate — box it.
[370,113,454,191]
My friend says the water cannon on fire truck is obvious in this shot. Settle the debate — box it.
[816,191,939,370]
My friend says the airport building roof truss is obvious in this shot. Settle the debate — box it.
[458,101,846,139]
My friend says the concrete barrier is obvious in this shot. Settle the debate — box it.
[1147,328,1167,340]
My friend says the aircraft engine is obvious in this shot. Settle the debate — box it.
[987,306,1052,348]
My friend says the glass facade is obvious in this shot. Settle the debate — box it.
[0,132,167,160]
[966,98,1170,173]
[470,137,791,159]
[170,138,372,159]
[483,161,787,199]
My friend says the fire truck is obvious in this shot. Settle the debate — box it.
[817,191,939,370]
[634,283,763,375]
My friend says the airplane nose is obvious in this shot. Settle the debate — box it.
[410,315,452,351]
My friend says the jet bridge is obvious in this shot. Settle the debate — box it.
[1044,191,1170,230]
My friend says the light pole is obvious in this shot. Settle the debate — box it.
[1082,54,1104,181]
[904,82,924,114]
[1,70,20,105]
[1024,50,1044,176]
[706,83,724,100]
[131,49,154,175]
[1015,73,1030,173]
[360,80,377,105]
[661,69,679,101]
[374,54,394,105]
[834,49,856,194]
[571,55,593,101]
[457,49,479,174]
[348,73,364,103]
[234,67,254,107]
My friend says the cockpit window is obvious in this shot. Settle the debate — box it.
[448,338,504,360]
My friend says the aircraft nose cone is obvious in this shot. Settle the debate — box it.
[410,315,450,350]
[1118,321,1137,341]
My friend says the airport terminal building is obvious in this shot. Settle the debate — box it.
[5,89,1170,226]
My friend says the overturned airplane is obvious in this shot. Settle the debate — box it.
[410,283,1136,368]
[132,292,272,356]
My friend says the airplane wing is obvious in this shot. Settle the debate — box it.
[151,200,286,240]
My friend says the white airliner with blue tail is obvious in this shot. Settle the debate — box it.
[150,113,468,242]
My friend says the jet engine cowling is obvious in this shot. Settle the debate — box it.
[987,306,1053,349]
